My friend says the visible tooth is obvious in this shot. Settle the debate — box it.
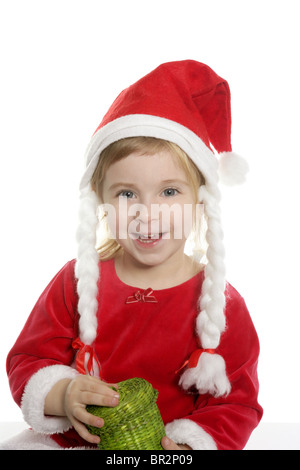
[138,233,160,240]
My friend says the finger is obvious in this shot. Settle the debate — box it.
[82,377,120,401]
[84,376,119,390]
[71,416,101,445]
[83,392,119,408]
[81,387,120,407]
[66,404,102,444]
[106,382,119,390]
[72,404,104,429]
[161,436,180,450]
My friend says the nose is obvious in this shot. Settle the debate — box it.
[131,200,160,234]
[135,204,151,224]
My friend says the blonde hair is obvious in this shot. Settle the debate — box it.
[91,137,206,260]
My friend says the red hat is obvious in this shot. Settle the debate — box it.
[81,60,247,189]
[99,61,231,151]
[76,60,248,397]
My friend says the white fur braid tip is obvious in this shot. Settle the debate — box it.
[218,152,249,186]
[179,352,231,397]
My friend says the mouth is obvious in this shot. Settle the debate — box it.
[137,233,160,242]
[131,232,166,248]
[137,233,162,245]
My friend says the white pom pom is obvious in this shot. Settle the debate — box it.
[179,353,231,397]
[218,152,249,186]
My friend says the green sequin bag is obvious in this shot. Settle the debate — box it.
[86,377,165,450]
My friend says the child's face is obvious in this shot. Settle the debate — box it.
[101,149,197,269]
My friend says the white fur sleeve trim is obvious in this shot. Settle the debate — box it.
[165,418,217,450]
[21,364,79,434]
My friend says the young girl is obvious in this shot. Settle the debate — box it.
[3,60,262,450]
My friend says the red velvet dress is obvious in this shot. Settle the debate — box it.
[6,258,262,449]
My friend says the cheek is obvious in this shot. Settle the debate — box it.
[113,209,131,240]
[107,199,137,240]
[101,200,127,240]
[167,204,194,239]
[182,205,194,237]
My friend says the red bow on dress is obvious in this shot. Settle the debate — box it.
[72,337,102,378]
[125,288,158,304]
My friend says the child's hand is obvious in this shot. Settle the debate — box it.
[64,375,119,444]
[161,436,192,450]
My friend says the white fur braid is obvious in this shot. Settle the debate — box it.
[179,183,231,397]
[197,183,226,347]
[75,185,100,345]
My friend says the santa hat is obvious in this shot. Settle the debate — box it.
[74,60,248,396]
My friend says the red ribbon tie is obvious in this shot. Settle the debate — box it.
[126,288,158,304]
[176,348,215,374]
[72,337,102,378]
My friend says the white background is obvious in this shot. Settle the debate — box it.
[1,0,300,427]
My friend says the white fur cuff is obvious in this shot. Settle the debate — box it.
[165,418,217,450]
[21,364,79,434]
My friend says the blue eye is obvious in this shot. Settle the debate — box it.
[118,190,135,199]
[163,188,178,197]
